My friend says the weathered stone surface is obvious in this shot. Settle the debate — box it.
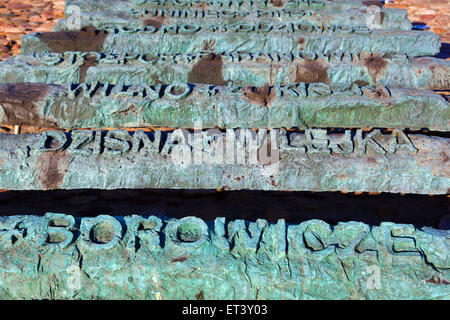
[0,51,448,89]
[53,8,412,32]
[0,213,448,299]
[20,28,441,57]
[0,129,448,193]
[0,82,448,130]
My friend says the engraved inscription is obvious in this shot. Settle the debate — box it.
[39,128,418,159]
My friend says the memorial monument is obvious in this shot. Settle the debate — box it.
[0,0,448,299]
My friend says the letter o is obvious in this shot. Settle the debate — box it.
[138,54,156,65]
[165,217,209,248]
[79,215,122,250]
[143,25,158,33]
[179,24,201,34]
[236,23,254,33]
[40,53,63,66]
[39,131,68,151]
[165,83,192,99]
[119,25,139,33]
[221,10,236,18]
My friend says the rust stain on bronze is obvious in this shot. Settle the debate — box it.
[0,83,59,127]
[426,276,450,285]
[362,53,389,84]
[195,291,205,300]
[380,12,385,24]
[352,80,370,87]
[36,27,107,53]
[151,74,164,84]
[243,84,277,107]
[295,60,330,84]
[171,256,188,263]
[362,0,383,8]
[79,53,98,83]
[362,85,390,98]
[35,150,72,190]
[142,16,166,28]
[187,53,226,86]
[297,37,306,50]
[270,0,285,7]
[194,2,207,10]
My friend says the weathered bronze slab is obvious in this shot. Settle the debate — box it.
[0,213,448,299]
[21,28,441,57]
[0,82,448,130]
[0,129,448,193]
[53,8,412,32]
[65,0,385,13]
[1,52,448,89]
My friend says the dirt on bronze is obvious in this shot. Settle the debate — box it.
[362,0,383,8]
[141,16,166,28]
[35,26,107,53]
[79,52,99,83]
[187,53,226,86]
[0,83,59,127]
[35,150,72,190]
[362,53,389,84]
[295,60,330,84]
[242,84,277,107]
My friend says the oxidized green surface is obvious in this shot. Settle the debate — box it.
[21,29,441,57]
[0,0,447,302]
[0,213,448,299]
[0,129,448,193]
[0,82,448,130]
[65,0,387,13]
[1,52,448,89]
[54,7,412,32]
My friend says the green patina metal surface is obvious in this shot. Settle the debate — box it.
[0,52,448,89]
[21,29,441,57]
[0,83,448,130]
[53,7,412,32]
[0,0,448,301]
[0,129,448,193]
[0,213,448,299]
[65,0,387,13]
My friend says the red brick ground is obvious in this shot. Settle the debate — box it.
[386,0,449,44]
[0,0,65,61]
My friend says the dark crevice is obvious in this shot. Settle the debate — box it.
[0,189,448,230]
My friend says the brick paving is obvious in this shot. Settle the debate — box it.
[0,0,64,61]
